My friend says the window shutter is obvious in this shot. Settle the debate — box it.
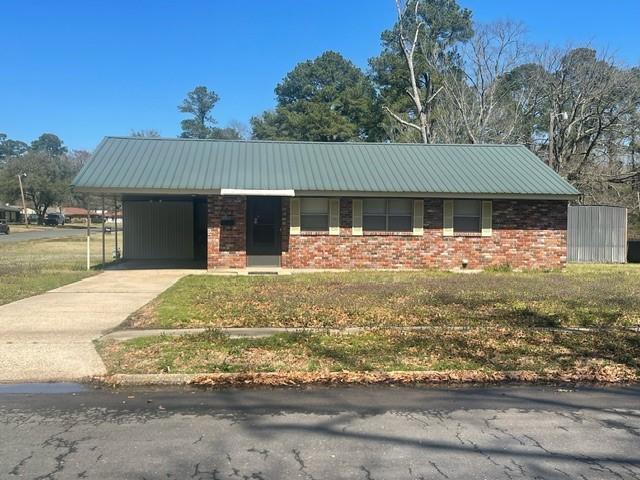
[412,199,424,236]
[329,198,340,236]
[290,198,300,235]
[352,199,363,236]
[481,200,492,237]
[443,199,454,237]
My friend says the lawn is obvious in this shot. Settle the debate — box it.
[105,265,640,379]
[98,327,640,377]
[0,233,117,305]
[127,265,640,330]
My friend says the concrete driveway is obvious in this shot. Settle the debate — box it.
[0,269,191,382]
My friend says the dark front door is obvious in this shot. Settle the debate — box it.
[246,197,282,266]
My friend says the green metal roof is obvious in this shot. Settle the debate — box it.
[72,137,580,198]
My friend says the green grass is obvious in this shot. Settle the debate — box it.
[127,264,640,330]
[98,327,640,375]
[0,233,117,305]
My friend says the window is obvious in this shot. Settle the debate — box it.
[453,199,481,233]
[300,198,329,231]
[363,198,412,232]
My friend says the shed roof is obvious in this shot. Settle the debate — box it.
[72,137,579,199]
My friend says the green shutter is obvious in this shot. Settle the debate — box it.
[352,199,363,236]
[329,198,340,235]
[443,199,454,237]
[412,199,424,236]
[481,200,492,237]
[290,198,300,235]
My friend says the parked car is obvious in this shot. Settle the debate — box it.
[0,220,9,235]
[44,213,66,226]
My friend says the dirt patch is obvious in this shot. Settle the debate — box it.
[121,300,159,329]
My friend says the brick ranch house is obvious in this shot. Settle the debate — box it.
[72,137,580,270]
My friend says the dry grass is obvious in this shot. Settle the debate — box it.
[0,233,117,305]
[127,264,640,330]
[106,265,640,379]
[7,225,47,233]
[98,327,640,378]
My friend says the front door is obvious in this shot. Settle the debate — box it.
[246,197,282,267]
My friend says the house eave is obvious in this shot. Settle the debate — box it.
[73,186,579,201]
[72,187,223,196]
[296,190,580,201]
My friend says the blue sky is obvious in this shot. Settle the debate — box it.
[2,1,639,151]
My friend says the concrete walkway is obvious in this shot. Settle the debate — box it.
[101,323,640,342]
[0,270,191,382]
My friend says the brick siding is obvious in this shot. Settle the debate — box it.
[207,195,247,268]
[208,195,567,270]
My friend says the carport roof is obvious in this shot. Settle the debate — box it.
[72,136,580,199]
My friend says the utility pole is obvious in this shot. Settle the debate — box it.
[17,173,28,227]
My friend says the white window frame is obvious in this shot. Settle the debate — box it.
[453,199,482,234]
[443,199,492,237]
[300,197,329,232]
[363,198,413,232]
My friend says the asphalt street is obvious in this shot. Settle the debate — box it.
[0,227,94,243]
[0,384,639,479]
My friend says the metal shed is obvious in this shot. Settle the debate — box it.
[567,205,627,263]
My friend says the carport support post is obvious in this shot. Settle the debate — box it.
[101,196,106,266]
[114,196,118,259]
[86,200,91,271]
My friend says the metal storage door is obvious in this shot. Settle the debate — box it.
[123,201,194,259]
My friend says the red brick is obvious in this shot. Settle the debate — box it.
[208,196,568,270]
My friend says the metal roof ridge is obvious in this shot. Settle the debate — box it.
[102,136,526,148]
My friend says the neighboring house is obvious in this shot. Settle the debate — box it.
[0,205,22,223]
[92,209,122,224]
[72,137,580,270]
[62,207,89,219]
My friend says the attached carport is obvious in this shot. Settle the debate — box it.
[71,137,213,268]
[69,191,208,269]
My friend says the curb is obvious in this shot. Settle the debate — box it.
[93,369,638,388]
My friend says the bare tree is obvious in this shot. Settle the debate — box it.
[130,129,161,138]
[384,1,434,143]
[226,120,250,140]
[436,21,542,144]
[543,48,639,181]
[375,0,473,143]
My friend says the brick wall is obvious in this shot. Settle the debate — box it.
[207,195,246,268]
[208,195,568,270]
